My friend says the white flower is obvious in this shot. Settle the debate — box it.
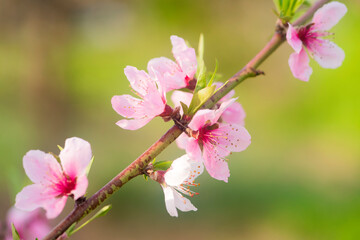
[161,155,204,217]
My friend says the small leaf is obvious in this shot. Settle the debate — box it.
[57,145,63,151]
[180,101,189,115]
[207,59,218,87]
[85,156,94,176]
[153,161,173,171]
[68,205,112,236]
[143,174,148,181]
[11,224,20,240]
[195,34,207,91]
[188,85,216,114]
[66,222,77,236]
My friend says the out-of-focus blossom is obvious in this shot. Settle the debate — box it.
[171,82,246,126]
[152,155,203,217]
[176,99,251,182]
[148,35,197,92]
[287,1,347,81]
[6,207,50,240]
[111,66,168,130]
[15,137,92,219]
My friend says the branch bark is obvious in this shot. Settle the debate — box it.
[43,1,329,239]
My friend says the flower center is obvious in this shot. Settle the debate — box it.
[54,173,77,196]
[297,23,318,47]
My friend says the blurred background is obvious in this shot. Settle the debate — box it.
[0,0,359,239]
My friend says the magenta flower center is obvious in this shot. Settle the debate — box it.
[297,24,319,47]
[197,123,220,146]
[53,174,77,196]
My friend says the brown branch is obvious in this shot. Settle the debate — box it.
[43,1,329,239]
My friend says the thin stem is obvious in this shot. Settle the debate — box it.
[43,1,329,239]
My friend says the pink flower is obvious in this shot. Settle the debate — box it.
[158,155,203,217]
[15,137,92,219]
[148,35,197,92]
[171,82,246,125]
[6,207,50,240]
[176,99,251,182]
[287,1,347,81]
[111,66,168,130]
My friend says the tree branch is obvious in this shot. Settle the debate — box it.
[43,1,329,239]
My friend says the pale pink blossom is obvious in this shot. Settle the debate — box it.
[112,66,169,130]
[159,155,203,217]
[15,137,92,219]
[176,99,251,182]
[171,82,246,125]
[287,1,347,81]
[148,35,197,92]
[6,207,50,240]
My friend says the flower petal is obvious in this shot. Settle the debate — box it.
[188,109,215,130]
[71,175,88,200]
[148,57,187,92]
[171,90,192,115]
[164,155,191,186]
[185,138,202,162]
[215,123,251,153]
[309,39,345,69]
[124,66,156,97]
[171,35,197,79]
[116,117,153,130]
[221,101,246,126]
[213,98,237,123]
[161,186,178,217]
[173,189,197,212]
[59,137,92,178]
[202,149,230,182]
[176,133,190,150]
[43,196,67,219]
[312,1,347,31]
[111,95,146,119]
[23,150,62,184]
[287,24,303,53]
[288,47,313,81]
[185,160,204,184]
[15,184,56,213]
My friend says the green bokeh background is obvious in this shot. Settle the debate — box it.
[0,0,359,239]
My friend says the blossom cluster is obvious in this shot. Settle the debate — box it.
[7,1,347,238]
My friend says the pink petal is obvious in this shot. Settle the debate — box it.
[312,1,347,31]
[116,117,153,130]
[170,35,197,79]
[148,57,187,92]
[215,123,251,153]
[23,150,62,184]
[59,137,92,179]
[188,109,216,130]
[164,155,191,186]
[15,184,55,213]
[176,133,190,150]
[162,185,178,217]
[71,175,88,200]
[185,138,202,162]
[43,196,67,219]
[203,149,230,182]
[111,95,146,119]
[124,66,156,97]
[286,24,303,53]
[214,82,235,102]
[213,98,237,124]
[309,39,345,69]
[173,189,197,212]
[288,47,313,81]
[221,101,246,126]
[142,88,167,116]
[171,90,192,114]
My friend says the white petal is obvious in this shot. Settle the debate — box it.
[173,189,197,212]
[164,155,191,186]
[161,186,178,217]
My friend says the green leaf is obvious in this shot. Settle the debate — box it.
[66,222,77,236]
[195,34,207,91]
[188,85,216,114]
[143,174,148,181]
[12,224,20,240]
[85,156,94,176]
[57,145,63,151]
[207,59,219,87]
[273,0,306,21]
[68,205,112,236]
[180,101,189,115]
[153,161,173,170]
